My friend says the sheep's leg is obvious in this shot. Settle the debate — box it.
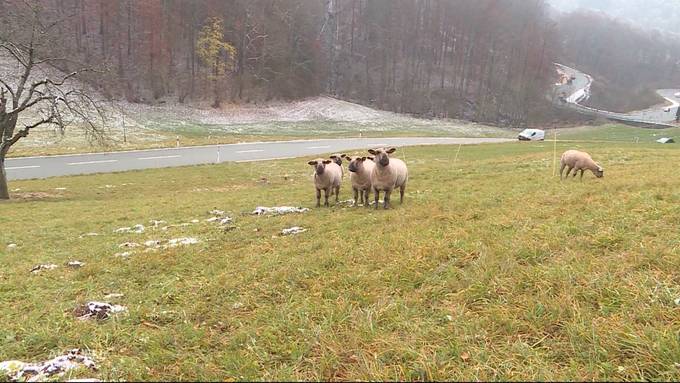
[324,188,330,207]
[335,185,340,203]
[560,163,566,180]
[374,188,380,210]
[384,189,392,209]
[565,166,573,178]
[580,169,585,181]
[315,188,321,208]
[353,187,359,206]
[572,168,578,178]
[364,188,370,208]
[399,184,405,204]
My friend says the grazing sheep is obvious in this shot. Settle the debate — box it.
[560,149,604,180]
[367,147,408,209]
[341,154,375,207]
[307,158,342,207]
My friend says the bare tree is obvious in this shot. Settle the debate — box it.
[0,3,106,200]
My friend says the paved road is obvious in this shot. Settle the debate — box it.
[5,137,512,180]
[554,64,679,127]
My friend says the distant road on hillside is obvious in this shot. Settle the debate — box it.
[554,64,679,127]
[6,137,512,180]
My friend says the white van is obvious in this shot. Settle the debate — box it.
[518,129,545,141]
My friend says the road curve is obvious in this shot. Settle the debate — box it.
[5,137,512,180]
[554,64,679,127]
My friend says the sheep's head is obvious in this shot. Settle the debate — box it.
[308,158,332,175]
[367,147,396,167]
[329,154,343,167]
[594,165,604,178]
[342,154,373,173]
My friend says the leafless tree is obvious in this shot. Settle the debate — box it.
[0,2,107,200]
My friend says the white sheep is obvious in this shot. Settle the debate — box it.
[560,149,604,180]
[367,147,408,209]
[307,158,343,207]
[341,154,375,207]
[329,154,345,177]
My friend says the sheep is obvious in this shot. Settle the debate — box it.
[367,147,408,209]
[307,158,342,207]
[340,154,375,207]
[329,154,345,177]
[560,149,604,180]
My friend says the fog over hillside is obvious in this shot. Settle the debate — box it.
[548,0,680,35]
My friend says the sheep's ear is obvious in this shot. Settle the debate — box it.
[360,156,366,161]
[386,147,397,154]
[368,149,377,155]
[307,160,317,165]
[340,153,349,159]
[367,156,374,161]
[322,159,332,164]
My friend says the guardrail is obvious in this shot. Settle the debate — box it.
[553,63,677,129]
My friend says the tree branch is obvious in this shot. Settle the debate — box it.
[0,79,15,101]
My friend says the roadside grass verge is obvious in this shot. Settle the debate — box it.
[2,141,680,381]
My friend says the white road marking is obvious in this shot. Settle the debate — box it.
[137,155,181,160]
[235,149,265,154]
[306,145,331,149]
[6,165,40,170]
[67,160,118,165]
[236,156,296,163]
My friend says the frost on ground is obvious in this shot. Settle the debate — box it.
[0,349,97,382]
[252,206,310,216]
[5,43,507,156]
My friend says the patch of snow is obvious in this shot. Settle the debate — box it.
[114,224,144,234]
[252,206,310,216]
[165,237,200,248]
[144,240,161,247]
[208,209,225,216]
[0,349,97,382]
[6,243,17,251]
[30,264,58,273]
[66,261,85,268]
[281,226,307,236]
[149,220,166,227]
[114,252,132,258]
[75,301,126,321]
[79,233,99,238]
[118,242,139,248]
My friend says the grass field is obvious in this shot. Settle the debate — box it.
[2,134,680,380]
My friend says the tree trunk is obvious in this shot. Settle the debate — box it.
[0,156,8,200]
